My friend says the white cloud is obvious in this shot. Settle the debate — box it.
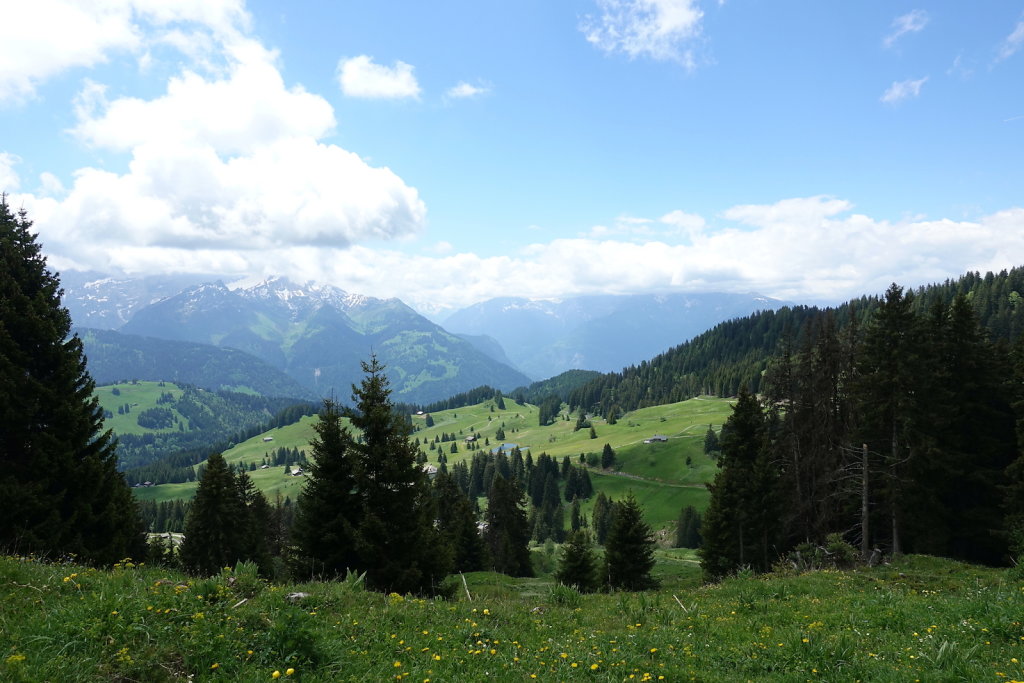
[0,152,21,191]
[445,81,491,99]
[22,194,1024,315]
[996,18,1024,62]
[337,56,421,99]
[73,40,334,156]
[14,30,425,265]
[581,0,704,67]
[883,10,928,49]
[880,76,928,104]
[0,0,248,104]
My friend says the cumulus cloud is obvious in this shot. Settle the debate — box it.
[883,10,928,49]
[12,23,426,266]
[18,190,1024,314]
[337,56,422,99]
[0,0,248,104]
[880,76,928,104]
[581,0,704,67]
[445,81,491,99]
[0,153,21,191]
[996,18,1024,62]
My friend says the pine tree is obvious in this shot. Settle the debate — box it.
[433,470,486,572]
[484,474,533,576]
[293,399,362,578]
[349,356,452,594]
[703,426,720,455]
[179,453,246,575]
[601,443,616,469]
[603,493,658,591]
[555,529,599,592]
[699,386,775,580]
[675,505,702,548]
[0,198,144,564]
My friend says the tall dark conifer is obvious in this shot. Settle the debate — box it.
[349,357,452,594]
[0,198,144,564]
[179,453,246,575]
[603,493,657,591]
[484,474,533,576]
[700,386,774,580]
[293,399,361,578]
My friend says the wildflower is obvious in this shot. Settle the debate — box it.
[272,672,281,679]
[210,663,219,670]
[591,664,600,670]
[5,654,26,665]
[286,669,295,676]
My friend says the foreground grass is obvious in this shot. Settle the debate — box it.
[2,554,1021,682]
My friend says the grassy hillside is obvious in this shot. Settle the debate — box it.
[2,552,1020,682]
[95,380,305,471]
[133,396,733,532]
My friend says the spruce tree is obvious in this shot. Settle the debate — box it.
[555,529,599,592]
[0,198,144,564]
[179,453,246,576]
[349,357,452,594]
[433,470,487,572]
[601,443,616,469]
[484,474,533,576]
[699,386,775,580]
[293,399,362,578]
[603,493,658,591]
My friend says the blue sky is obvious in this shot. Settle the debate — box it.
[2,1,1023,313]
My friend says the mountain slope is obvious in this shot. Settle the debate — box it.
[443,292,787,379]
[568,266,1024,415]
[119,276,531,403]
[79,328,316,399]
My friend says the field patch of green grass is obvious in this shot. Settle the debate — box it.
[95,381,186,436]
[2,553,1020,682]
[132,397,733,529]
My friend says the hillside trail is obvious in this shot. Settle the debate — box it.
[598,469,706,489]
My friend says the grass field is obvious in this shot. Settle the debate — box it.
[2,552,1021,682]
[131,396,734,531]
[95,381,187,436]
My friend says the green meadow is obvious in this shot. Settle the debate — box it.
[130,396,733,531]
[2,553,1021,682]
[95,381,187,436]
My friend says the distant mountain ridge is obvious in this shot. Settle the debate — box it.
[442,292,788,379]
[113,276,531,404]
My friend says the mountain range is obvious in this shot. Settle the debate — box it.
[442,293,787,379]
[63,272,786,404]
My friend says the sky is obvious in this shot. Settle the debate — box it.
[2,0,1023,315]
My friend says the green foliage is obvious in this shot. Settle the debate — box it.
[675,505,702,549]
[0,198,144,565]
[603,493,658,591]
[484,475,533,577]
[555,530,600,592]
[700,387,778,580]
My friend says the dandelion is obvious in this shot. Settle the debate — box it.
[286,669,295,676]
[210,663,219,670]
[272,672,281,679]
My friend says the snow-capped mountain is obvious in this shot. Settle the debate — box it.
[112,276,530,403]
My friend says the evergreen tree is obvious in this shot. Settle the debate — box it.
[433,471,487,572]
[601,443,616,469]
[0,198,144,564]
[703,426,720,455]
[555,529,599,592]
[179,453,246,575]
[603,493,658,591]
[675,505,702,549]
[293,399,361,578]
[484,474,533,576]
[699,386,776,580]
[591,491,614,545]
[349,357,452,594]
